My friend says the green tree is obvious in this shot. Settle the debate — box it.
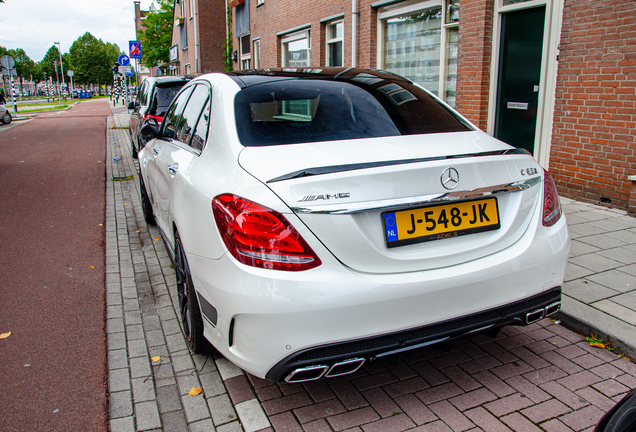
[138,0,174,70]
[39,45,67,83]
[67,32,121,91]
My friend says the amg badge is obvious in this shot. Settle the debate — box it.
[298,193,350,202]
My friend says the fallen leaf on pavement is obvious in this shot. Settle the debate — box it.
[590,342,606,348]
[90,265,95,269]
[1,332,11,339]
[188,387,203,396]
[151,356,161,362]
[153,238,160,241]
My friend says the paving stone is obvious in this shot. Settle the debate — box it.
[428,400,474,432]
[382,376,430,398]
[442,365,481,392]
[505,375,551,403]
[302,380,336,403]
[464,407,512,432]
[110,390,134,419]
[199,371,226,399]
[109,368,131,392]
[563,279,619,304]
[176,373,202,396]
[109,416,135,432]
[188,419,216,432]
[216,357,244,380]
[576,387,617,412]
[215,421,244,432]
[293,399,346,424]
[235,398,271,432]
[411,360,450,386]
[394,394,437,425]
[326,407,380,431]
[261,391,313,416]
[483,393,534,417]
[269,411,303,432]
[156,385,183,414]
[135,401,162,431]
[558,405,605,431]
[330,380,369,410]
[557,370,603,392]
[182,393,211,423]
[359,413,415,432]
[208,394,238,426]
[490,360,535,380]
[161,410,188,432]
[416,382,463,405]
[361,387,401,418]
[109,348,129,370]
[449,388,497,412]
[500,412,543,432]
[132,376,157,403]
[352,370,398,392]
[521,399,572,423]
[225,374,256,405]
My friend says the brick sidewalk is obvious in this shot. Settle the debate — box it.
[106,114,635,432]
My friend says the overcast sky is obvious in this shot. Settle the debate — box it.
[0,0,156,62]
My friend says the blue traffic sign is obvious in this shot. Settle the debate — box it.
[129,41,142,59]
[125,66,135,77]
[118,54,130,66]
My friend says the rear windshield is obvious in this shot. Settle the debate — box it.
[150,84,185,117]
[234,77,472,147]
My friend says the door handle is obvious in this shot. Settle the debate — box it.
[167,164,179,175]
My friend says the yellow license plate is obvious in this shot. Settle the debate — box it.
[383,197,500,247]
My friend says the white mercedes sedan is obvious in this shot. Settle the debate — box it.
[137,68,570,383]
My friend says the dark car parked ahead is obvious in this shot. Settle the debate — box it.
[129,76,190,158]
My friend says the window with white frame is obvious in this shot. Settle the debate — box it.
[253,39,261,69]
[378,0,459,107]
[240,35,251,70]
[326,20,344,67]
[282,30,310,67]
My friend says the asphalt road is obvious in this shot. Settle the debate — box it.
[0,101,109,431]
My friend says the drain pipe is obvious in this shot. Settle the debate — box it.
[352,0,357,67]
[194,0,199,74]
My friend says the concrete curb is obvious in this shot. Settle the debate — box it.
[557,295,636,360]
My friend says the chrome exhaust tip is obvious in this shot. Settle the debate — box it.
[325,358,365,378]
[525,308,545,325]
[284,365,329,383]
[545,301,561,317]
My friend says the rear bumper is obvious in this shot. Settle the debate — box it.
[185,213,569,381]
[266,287,561,382]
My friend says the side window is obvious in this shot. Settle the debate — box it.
[162,86,194,139]
[175,84,210,147]
[190,97,211,151]
[141,82,150,106]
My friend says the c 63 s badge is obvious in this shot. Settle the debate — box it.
[298,193,350,202]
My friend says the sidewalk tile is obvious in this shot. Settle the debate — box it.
[500,412,542,432]
[558,405,605,431]
[235,398,271,432]
[428,400,474,432]
[135,401,162,431]
[464,407,512,432]
[359,413,415,432]
[394,394,437,425]
[521,399,571,423]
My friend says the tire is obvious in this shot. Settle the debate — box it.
[175,232,210,354]
[1,112,11,124]
[139,176,155,225]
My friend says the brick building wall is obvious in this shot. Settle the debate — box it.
[198,0,227,73]
[454,0,494,131]
[550,0,636,210]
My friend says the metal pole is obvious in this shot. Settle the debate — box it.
[54,61,61,106]
[9,75,17,114]
[54,42,66,94]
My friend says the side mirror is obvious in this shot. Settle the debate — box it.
[127,101,137,110]
[140,118,160,141]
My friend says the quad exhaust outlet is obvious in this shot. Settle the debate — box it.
[285,358,366,383]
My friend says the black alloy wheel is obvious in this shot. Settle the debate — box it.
[174,232,209,354]
[1,112,11,124]
[139,176,155,225]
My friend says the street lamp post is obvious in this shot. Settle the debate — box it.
[54,42,66,96]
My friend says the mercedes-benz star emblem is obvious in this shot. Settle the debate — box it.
[441,167,460,190]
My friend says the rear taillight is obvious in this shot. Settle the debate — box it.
[542,171,562,227]
[142,114,163,124]
[212,194,322,271]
